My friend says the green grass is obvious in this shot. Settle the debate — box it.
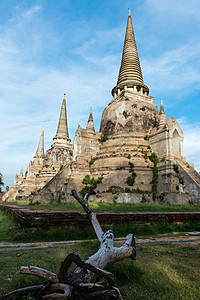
[0,242,200,299]
[3,200,200,213]
[1,210,200,243]
[0,210,19,242]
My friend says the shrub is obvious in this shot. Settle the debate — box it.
[144,151,148,160]
[89,156,95,167]
[173,164,179,174]
[149,152,159,201]
[126,176,135,186]
[149,152,159,165]
[141,194,147,203]
[126,161,137,186]
[173,164,184,186]
[113,195,118,204]
[80,175,103,197]
[144,135,149,141]
[98,130,109,144]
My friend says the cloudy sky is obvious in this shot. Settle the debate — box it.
[1,0,200,189]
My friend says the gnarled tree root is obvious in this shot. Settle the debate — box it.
[1,186,136,300]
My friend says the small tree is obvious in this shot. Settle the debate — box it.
[0,172,4,192]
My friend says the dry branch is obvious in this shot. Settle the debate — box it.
[19,266,59,283]
[0,284,43,300]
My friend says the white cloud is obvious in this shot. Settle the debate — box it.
[143,42,200,96]
[177,117,200,172]
[144,0,200,22]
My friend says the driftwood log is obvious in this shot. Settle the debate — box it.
[1,186,136,299]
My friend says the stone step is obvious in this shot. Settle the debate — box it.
[178,162,200,187]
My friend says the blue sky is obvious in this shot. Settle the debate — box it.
[1,0,200,189]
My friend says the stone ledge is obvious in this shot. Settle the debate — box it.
[1,204,200,230]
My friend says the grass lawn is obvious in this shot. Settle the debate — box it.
[1,202,200,299]
[0,241,200,299]
[3,200,200,213]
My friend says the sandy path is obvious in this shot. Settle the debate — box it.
[0,233,200,252]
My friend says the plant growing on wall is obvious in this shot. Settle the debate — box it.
[80,175,103,198]
[149,152,159,201]
[126,161,137,186]
[98,129,109,144]
[89,156,95,167]
[173,164,184,185]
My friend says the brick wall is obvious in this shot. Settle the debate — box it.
[1,204,200,229]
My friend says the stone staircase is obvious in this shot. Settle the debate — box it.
[178,161,200,187]
[177,160,200,203]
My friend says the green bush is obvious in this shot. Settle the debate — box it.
[89,156,95,167]
[173,164,179,174]
[80,175,103,198]
[149,152,159,201]
[126,176,135,186]
[126,161,137,186]
[98,130,109,144]
[173,164,184,186]
[141,194,147,203]
[144,151,148,160]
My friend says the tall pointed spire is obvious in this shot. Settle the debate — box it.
[53,94,71,146]
[159,99,167,129]
[35,129,44,158]
[20,167,23,176]
[86,107,95,132]
[112,9,149,97]
[160,98,165,114]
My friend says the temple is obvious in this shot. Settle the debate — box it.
[3,10,200,204]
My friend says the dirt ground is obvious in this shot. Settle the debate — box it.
[0,233,200,252]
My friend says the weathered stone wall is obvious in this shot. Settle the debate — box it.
[1,204,199,230]
[178,162,200,204]
[100,92,159,136]
[149,129,169,159]
[73,126,101,161]
[157,161,180,193]
[45,145,73,166]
